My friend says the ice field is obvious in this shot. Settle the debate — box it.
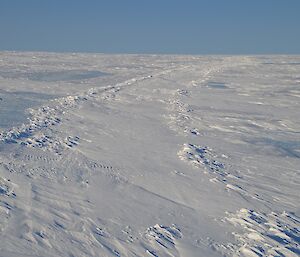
[0,52,299,256]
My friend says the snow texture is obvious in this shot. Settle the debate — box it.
[0,52,299,256]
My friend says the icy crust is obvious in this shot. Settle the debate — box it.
[224,209,300,257]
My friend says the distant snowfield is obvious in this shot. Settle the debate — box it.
[0,52,299,257]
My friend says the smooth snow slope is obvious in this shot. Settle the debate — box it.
[0,52,299,257]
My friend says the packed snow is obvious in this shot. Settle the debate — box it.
[0,52,299,257]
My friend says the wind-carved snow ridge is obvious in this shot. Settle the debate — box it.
[178,143,227,176]
[189,65,225,88]
[166,98,193,134]
[177,143,267,202]
[223,209,300,257]
[172,61,277,203]
[165,63,230,135]
[143,224,182,257]
[0,67,178,153]
[0,95,82,153]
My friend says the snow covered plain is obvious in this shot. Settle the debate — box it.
[0,52,299,257]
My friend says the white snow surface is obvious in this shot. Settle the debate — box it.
[0,52,299,257]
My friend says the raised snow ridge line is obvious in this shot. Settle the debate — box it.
[0,66,181,152]
[178,143,267,202]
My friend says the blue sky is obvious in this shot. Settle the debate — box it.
[0,0,299,54]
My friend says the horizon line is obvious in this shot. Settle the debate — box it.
[1,50,300,57]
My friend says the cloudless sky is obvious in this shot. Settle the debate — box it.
[0,0,300,54]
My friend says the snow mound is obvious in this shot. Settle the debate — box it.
[178,143,226,175]
[143,224,182,257]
